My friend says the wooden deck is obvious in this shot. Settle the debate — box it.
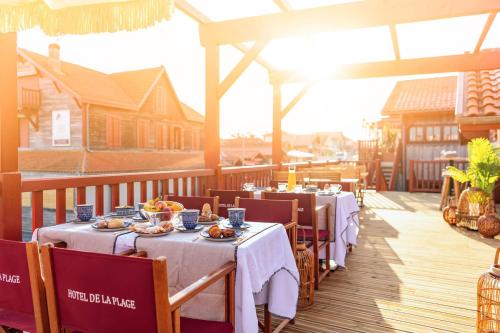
[280,191,499,333]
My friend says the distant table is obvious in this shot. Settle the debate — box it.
[33,222,299,333]
[254,191,359,267]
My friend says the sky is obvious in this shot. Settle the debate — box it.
[17,1,500,140]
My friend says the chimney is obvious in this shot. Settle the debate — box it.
[48,43,62,74]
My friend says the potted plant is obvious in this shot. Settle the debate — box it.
[447,138,499,230]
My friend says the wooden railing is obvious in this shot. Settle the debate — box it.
[218,164,277,190]
[22,169,215,231]
[20,159,387,233]
[408,160,468,193]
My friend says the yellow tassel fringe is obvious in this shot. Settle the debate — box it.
[0,0,174,35]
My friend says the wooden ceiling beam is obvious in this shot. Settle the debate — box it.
[218,40,268,98]
[270,50,500,84]
[474,12,496,53]
[200,0,500,45]
[175,0,276,71]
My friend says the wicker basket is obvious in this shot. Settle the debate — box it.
[457,187,488,230]
[477,248,500,332]
[478,201,500,238]
[442,198,457,225]
[296,243,314,309]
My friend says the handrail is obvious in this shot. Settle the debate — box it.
[220,164,278,174]
[22,169,214,192]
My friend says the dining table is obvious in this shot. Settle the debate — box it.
[33,220,299,333]
[254,190,359,267]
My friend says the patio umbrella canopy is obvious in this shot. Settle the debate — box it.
[0,0,173,35]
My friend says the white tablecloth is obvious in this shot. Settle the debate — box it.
[33,221,298,333]
[254,191,359,267]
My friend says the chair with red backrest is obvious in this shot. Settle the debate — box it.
[262,192,330,289]
[0,240,49,333]
[235,197,298,255]
[164,195,220,215]
[207,190,254,218]
[40,245,235,333]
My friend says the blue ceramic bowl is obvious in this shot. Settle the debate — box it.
[75,204,93,221]
[180,209,199,230]
[228,208,245,228]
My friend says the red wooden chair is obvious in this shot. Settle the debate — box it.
[207,189,254,217]
[164,195,220,215]
[262,192,331,289]
[235,197,298,255]
[0,240,49,333]
[234,197,298,333]
[41,245,235,333]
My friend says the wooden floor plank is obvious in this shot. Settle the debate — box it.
[279,192,499,333]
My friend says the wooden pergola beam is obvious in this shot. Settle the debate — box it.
[175,0,275,72]
[282,83,313,118]
[270,50,500,84]
[200,0,500,45]
[389,25,400,60]
[218,40,268,98]
[273,0,291,12]
[474,12,496,53]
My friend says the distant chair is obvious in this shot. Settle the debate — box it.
[164,195,219,215]
[262,192,331,290]
[40,245,235,333]
[207,189,253,217]
[0,240,49,333]
[308,170,341,184]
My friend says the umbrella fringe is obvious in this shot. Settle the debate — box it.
[0,0,174,35]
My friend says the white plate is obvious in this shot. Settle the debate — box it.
[175,224,204,233]
[200,229,243,242]
[222,221,251,230]
[91,221,133,232]
[70,218,97,224]
[135,229,173,237]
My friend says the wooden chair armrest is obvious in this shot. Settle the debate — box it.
[169,262,236,311]
[284,221,297,230]
[315,205,328,213]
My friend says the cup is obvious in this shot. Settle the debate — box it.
[75,204,93,221]
[331,184,342,194]
[179,209,199,230]
[277,183,288,192]
[228,208,245,228]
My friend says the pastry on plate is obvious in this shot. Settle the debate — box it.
[208,225,222,238]
[221,228,235,238]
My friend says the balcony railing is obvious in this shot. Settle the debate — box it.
[21,161,386,232]
[408,160,468,193]
[20,87,41,110]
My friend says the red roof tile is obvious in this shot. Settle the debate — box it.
[460,68,500,117]
[381,76,457,116]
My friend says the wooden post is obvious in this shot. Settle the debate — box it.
[204,45,221,173]
[272,83,282,164]
[409,160,414,192]
[0,33,22,240]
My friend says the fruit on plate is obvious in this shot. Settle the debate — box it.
[165,201,184,212]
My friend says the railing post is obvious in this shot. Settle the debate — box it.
[375,159,381,192]
[0,33,22,240]
[216,164,224,190]
[409,160,414,192]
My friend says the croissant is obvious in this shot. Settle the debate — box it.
[221,229,235,238]
[208,225,222,238]
[107,219,124,229]
[210,213,219,221]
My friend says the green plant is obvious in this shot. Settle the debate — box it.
[447,138,500,201]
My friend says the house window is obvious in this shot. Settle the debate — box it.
[409,126,424,142]
[155,86,167,114]
[137,120,150,148]
[443,125,459,141]
[106,115,121,148]
[173,127,182,150]
[426,126,441,142]
[156,123,168,149]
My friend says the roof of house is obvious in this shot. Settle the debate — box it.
[459,68,500,117]
[381,76,457,116]
[17,48,204,122]
[181,103,204,123]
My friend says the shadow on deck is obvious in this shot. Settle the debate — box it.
[281,191,498,333]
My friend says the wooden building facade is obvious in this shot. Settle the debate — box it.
[17,44,204,173]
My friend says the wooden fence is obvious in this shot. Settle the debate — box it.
[408,160,468,193]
